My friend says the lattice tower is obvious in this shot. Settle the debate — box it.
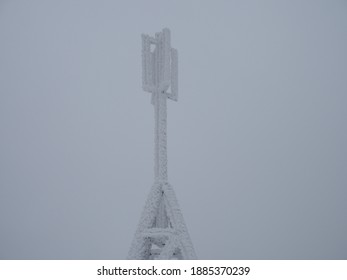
[127,28,197,260]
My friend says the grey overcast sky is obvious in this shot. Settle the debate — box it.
[1,0,347,259]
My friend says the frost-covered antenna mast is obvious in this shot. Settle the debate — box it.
[127,28,196,260]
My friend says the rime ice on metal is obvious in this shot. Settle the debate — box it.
[127,28,196,260]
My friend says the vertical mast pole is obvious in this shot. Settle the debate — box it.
[153,31,168,183]
[157,90,167,182]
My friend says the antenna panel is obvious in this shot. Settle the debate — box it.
[142,28,178,101]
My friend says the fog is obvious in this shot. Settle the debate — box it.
[1,0,346,259]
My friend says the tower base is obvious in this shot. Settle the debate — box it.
[127,182,196,260]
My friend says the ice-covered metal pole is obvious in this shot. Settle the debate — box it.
[154,89,168,182]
